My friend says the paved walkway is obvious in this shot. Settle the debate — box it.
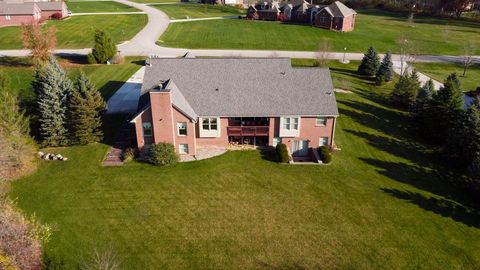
[106,66,145,114]
[392,60,443,90]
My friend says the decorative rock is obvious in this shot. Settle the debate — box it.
[38,152,68,161]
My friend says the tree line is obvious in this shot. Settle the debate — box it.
[358,46,480,195]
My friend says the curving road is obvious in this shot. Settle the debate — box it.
[0,0,479,64]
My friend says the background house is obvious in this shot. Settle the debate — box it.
[314,1,356,31]
[0,0,67,26]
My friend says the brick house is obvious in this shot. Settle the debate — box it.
[0,0,68,26]
[247,1,281,20]
[130,58,339,159]
[313,1,356,32]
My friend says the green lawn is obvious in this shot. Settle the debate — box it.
[131,0,182,3]
[8,60,480,269]
[0,56,144,102]
[152,3,244,20]
[159,9,480,55]
[0,14,147,49]
[68,1,140,13]
[414,62,480,91]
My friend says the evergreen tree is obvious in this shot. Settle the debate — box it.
[391,70,421,107]
[426,73,464,143]
[375,50,394,84]
[32,57,73,146]
[358,46,380,76]
[447,99,480,166]
[69,72,106,145]
[412,79,434,119]
[89,30,117,64]
[0,91,37,180]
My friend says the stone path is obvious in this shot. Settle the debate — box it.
[103,119,135,166]
[106,66,145,114]
[180,148,227,162]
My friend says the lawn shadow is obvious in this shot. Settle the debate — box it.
[329,67,371,80]
[338,100,413,140]
[131,59,146,66]
[101,113,129,146]
[0,56,32,67]
[259,148,278,163]
[381,187,480,228]
[99,81,127,100]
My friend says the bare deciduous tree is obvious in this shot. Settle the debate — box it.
[396,34,417,76]
[316,38,332,67]
[462,42,477,77]
[21,23,57,64]
[80,248,121,270]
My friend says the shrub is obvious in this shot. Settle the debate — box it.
[91,30,117,64]
[147,143,178,166]
[275,143,290,163]
[122,148,136,162]
[87,53,97,64]
[50,13,62,20]
[318,146,332,164]
[110,54,124,65]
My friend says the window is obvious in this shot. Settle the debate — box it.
[202,118,218,131]
[283,117,299,130]
[179,144,189,154]
[5,15,11,20]
[142,122,152,137]
[319,137,329,146]
[316,117,327,126]
[177,122,187,136]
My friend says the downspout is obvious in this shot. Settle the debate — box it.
[331,116,337,148]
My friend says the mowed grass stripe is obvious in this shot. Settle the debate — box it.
[68,1,140,13]
[0,14,147,49]
[159,9,480,55]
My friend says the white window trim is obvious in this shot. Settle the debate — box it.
[5,15,11,20]
[179,144,189,154]
[319,137,329,147]
[315,117,327,127]
[177,122,187,136]
[199,117,221,138]
[279,116,300,137]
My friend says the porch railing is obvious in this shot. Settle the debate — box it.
[227,126,269,137]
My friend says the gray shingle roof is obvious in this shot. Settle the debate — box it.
[327,1,356,17]
[35,1,64,11]
[140,58,339,117]
[167,80,198,120]
[0,2,37,15]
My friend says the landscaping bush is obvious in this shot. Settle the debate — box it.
[275,143,290,163]
[110,53,124,65]
[318,146,332,164]
[90,30,117,64]
[147,143,178,166]
[87,53,96,64]
[122,148,136,162]
[50,13,62,20]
